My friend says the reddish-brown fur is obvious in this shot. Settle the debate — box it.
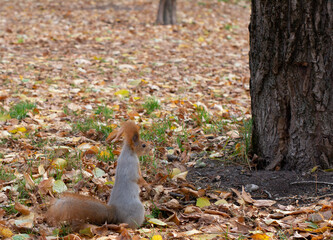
[46,121,149,230]
[47,193,116,226]
[121,121,140,150]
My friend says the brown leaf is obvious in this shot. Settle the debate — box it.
[117,227,132,240]
[106,130,120,143]
[180,187,199,198]
[165,213,181,226]
[253,199,276,207]
[204,209,230,218]
[14,202,30,215]
[241,186,254,203]
[23,173,35,190]
[164,199,181,209]
[38,177,54,195]
[307,210,332,223]
[127,110,140,119]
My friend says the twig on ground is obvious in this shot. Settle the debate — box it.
[290,181,333,186]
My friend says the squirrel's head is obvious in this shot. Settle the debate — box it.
[108,121,150,156]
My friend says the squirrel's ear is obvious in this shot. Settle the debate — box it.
[132,132,139,144]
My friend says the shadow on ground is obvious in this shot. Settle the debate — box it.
[188,159,333,205]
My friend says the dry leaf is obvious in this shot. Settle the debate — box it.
[14,202,30,215]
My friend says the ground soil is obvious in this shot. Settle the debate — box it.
[188,159,333,205]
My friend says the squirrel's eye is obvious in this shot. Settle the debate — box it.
[142,143,146,148]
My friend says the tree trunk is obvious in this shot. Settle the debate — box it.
[156,0,177,25]
[249,0,333,171]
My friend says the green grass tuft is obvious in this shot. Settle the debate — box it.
[73,118,113,140]
[0,167,15,181]
[141,119,171,144]
[194,105,211,125]
[94,105,113,120]
[143,97,160,115]
[233,118,252,166]
[9,101,36,120]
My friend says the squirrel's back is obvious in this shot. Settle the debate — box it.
[108,121,145,228]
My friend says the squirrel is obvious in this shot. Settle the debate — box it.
[46,121,149,229]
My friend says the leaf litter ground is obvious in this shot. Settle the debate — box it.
[0,0,332,239]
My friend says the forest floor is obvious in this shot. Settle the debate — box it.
[0,0,332,239]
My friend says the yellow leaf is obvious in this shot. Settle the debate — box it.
[93,56,102,60]
[52,158,67,170]
[178,44,190,49]
[9,129,18,134]
[0,114,10,121]
[196,197,211,208]
[197,36,205,43]
[235,143,241,151]
[112,105,120,111]
[79,226,94,237]
[251,233,270,240]
[151,235,163,240]
[311,165,319,173]
[109,123,118,129]
[148,218,167,226]
[170,168,181,178]
[0,226,13,238]
[100,151,111,158]
[172,171,188,181]
[9,126,27,134]
[114,89,130,97]
[214,199,228,205]
[105,179,115,185]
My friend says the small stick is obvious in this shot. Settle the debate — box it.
[290,181,333,186]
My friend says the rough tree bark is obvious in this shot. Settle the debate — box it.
[156,0,177,25]
[249,0,333,170]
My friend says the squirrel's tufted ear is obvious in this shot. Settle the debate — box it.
[132,132,139,144]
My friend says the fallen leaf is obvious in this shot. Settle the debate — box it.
[0,226,13,238]
[151,235,163,240]
[251,233,271,240]
[115,89,130,97]
[52,158,67,170]
[170,168,181,178]
[172,171,188,181]
[196,197,211,208]
[253,199,277,207]
[14,213,34,229]
[52,180,68,193]
[148,218,167,226]
[14,202,30,215]
[214,199,228,205]
[93,167,106,178]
